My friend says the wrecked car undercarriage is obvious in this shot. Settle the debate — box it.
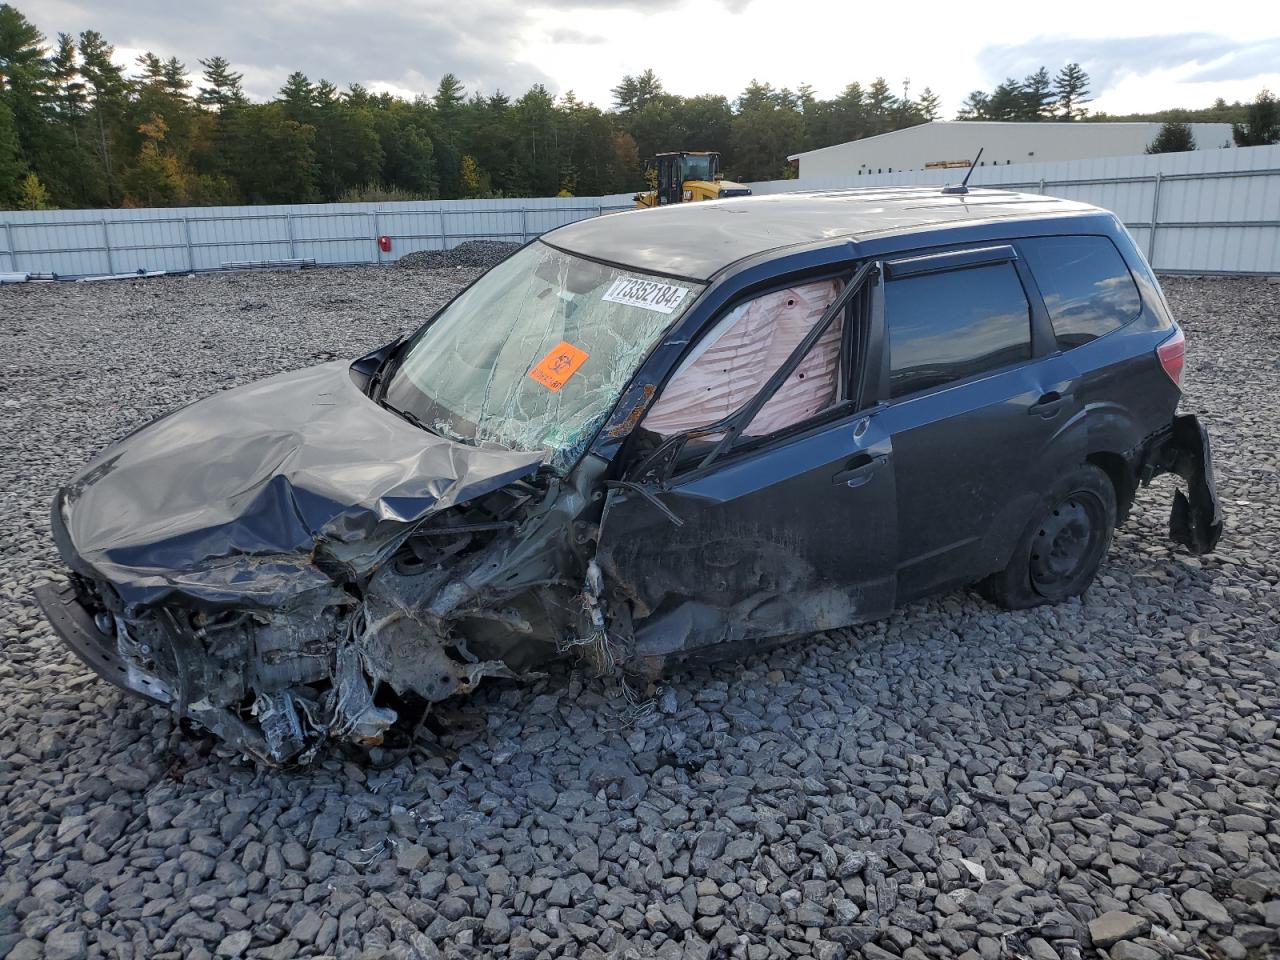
[36,191,1225,766]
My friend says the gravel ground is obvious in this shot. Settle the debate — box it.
[396,241,521,271]
[0,269,1277,960]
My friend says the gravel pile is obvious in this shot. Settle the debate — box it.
[0,271,1278,960]
[396,240,522,271]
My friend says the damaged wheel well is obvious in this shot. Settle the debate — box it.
[1087,451,1135,524]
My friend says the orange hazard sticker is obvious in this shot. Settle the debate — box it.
[528,341,590,392]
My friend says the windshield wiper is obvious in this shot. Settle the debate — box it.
[370,335,409,402]
[380,399,438,437]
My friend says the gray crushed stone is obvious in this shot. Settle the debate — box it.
[0,270,1277,960]
[396,240,521,271]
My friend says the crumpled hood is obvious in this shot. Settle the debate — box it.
[57,360,543,609]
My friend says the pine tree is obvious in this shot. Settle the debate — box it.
[1022,67,1054,120]
[0,95,23,206]
[957,91,990,120]
[226,103,318,203]
[865,77,896,136]
[197,56,245,111]
[987,78,1025,121]
[370,103,436,198]
[136,51,165,86]
[830,82,866,141]
[917,87,941,121]
[1147,121,1196,153]
[45,31,103,206]
[610,69,663,114]
[161,58,189,99]
[77,29,128,203]
[309,80,383,200]
[0,4,55,171]
[1054,63,1092,121]
[515,84,559,195]
[433,73,466,112]
[730,79,804,181]
[49,33,83,118]
[279,71,314,123]
[1233,90,1279,146]
[131,47,196,196]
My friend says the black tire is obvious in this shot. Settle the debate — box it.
[979,464,1117,610]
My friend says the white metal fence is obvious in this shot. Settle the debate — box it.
[748,143,1280,276]
[0,193,636,278]
[2,144,1278,278]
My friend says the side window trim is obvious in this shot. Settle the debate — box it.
[885,244,1018,280]
[1011,256,1058,357]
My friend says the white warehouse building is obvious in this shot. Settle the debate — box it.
[788,121,1236,179]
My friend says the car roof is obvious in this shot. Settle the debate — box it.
[543,186,1106,281]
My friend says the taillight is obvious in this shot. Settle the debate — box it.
[1157,328,1185,388]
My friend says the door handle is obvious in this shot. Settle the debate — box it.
[832,454,886,488]
[1028,391,1066,418]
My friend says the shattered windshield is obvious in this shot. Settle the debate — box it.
[384,241,702,473]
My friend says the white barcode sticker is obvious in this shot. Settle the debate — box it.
[602,277,689,314]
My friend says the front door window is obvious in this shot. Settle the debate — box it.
[642,277,845,438]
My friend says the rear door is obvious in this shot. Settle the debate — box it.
[875,245,1085,600]
[596,263,899,661]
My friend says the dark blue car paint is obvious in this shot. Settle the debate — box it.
[589,204,1209,656]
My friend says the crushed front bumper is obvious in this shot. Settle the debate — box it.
[1143,413,1224,555]
[34,581,172,704]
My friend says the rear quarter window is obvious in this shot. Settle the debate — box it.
[1020,236,1142,348]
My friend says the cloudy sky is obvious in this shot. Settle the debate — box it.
[31,0,1280,116]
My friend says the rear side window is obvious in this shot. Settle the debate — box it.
[1020,236,1141,348]
[885,262,1031,399]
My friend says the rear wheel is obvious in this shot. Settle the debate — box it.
[979,464,1116,609]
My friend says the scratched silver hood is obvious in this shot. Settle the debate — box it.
[56,360,543,609]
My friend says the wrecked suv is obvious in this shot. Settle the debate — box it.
[36,187,1223,765]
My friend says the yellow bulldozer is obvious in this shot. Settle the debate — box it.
[634,151,752,209]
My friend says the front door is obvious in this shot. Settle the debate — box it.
[596,265,897,662]
[657,156,681,206]
[597,414,897,660]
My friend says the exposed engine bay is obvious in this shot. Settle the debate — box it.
[41,461,625,766]
[34,347,645,766]
[33,240,710,768]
